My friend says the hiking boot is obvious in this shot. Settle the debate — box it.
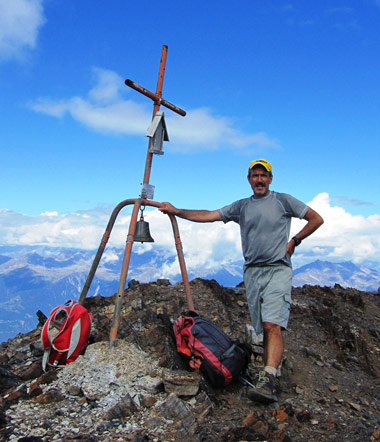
[248,370,280,404]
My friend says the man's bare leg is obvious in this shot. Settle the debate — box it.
[263,322,283,369]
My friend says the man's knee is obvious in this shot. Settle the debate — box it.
[263,322,281,334]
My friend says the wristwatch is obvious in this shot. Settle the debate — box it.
[292,236,302,247]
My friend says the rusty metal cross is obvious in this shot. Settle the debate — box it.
[125,45,186,190]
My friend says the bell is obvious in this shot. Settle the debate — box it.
[134,213,154,243]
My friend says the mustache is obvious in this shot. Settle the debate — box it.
[255,182,266,187]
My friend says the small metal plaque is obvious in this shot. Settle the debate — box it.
[141,183,155,200]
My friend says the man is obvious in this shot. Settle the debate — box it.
[159,159,323,403]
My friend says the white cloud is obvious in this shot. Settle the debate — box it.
[0,208,111,249]
[40,210,58,217]
[29,67,280,152]
[88,68,123,103]
[1,193,380,279]
[290,192,380,267]
[168,109,280,152]
[0,0,45,60]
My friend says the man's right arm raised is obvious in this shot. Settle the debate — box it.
[159,202,222,223]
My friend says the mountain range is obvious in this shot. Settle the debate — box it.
[293,259,380,291]
[0,245,378,342]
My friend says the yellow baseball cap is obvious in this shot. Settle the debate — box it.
[249,159,272,174]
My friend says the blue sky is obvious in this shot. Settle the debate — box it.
[1,0,380,276]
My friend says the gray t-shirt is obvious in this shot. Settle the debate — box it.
[219,191,308,268]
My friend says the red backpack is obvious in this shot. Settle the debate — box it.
[41,300,93,371]
[173,311,251,388]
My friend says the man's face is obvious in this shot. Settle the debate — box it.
[248,166,273,198]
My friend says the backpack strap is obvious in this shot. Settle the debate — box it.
[41,348,50,372]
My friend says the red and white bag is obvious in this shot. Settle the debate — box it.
[41,300,93,371]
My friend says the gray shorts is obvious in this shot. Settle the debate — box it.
[243,264,293,335]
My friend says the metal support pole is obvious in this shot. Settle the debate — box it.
[109,199,141,346]
[168,214,194,311]
[78,199,136,305]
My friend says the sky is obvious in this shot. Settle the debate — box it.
[1,0,380,277]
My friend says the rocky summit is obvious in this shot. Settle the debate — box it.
[0,278,379,441]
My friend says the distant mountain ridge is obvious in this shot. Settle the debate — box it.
[0,246,379,342]
[293,259,380,292]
